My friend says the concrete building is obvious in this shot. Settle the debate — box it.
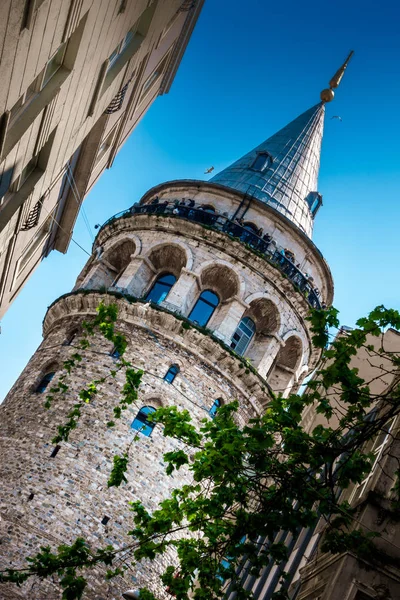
[295,328,400,600]
[230,327,400,599]
[0,0,204,319]
[2,53,390,600]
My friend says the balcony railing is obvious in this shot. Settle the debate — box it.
[100,203,322,309]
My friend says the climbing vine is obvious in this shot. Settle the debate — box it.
[1,303,400,600]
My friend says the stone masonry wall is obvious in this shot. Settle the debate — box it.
[0,300,258,599]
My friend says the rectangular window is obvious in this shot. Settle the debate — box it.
[348,416,397,504]
[19,156,38,188]
[9,76,40,127]
[8,43,66,131]
[15,213,53,278]
[22,0,46,30]
[95,126,118,164]
[42,43,67,88]
[157,11,180,46]
[141,53,170,98]
[107,26,138,73]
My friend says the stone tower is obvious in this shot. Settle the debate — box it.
[0,57,353,598]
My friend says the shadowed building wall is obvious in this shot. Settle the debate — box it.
[0,0,204,318]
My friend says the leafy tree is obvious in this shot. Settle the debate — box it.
[1,301,400,600]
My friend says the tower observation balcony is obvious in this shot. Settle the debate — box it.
[98,202,323,309]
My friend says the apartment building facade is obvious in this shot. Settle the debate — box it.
[0,0,204,319]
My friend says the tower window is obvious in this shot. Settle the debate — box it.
[145,273,176,305]
[251,152,271,172]
[306,192,323,217]
[131,406,157,437]
[36,371,55,393]
[164,364,179,384]
[209,398,221,418]
[230,317,256,356]
[188,290,219,327]
[101,515,110,525]
[64,329,79,346]
[111,348,121,359]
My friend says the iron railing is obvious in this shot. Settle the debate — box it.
[99,204,322,309]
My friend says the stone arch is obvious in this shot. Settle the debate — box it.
[32,360,59,393]
[103,237,138,275]
[63,325,81,345]
[235,295,281,365]
[143,242,192,302]
[78,236,140,291]
[197,260,244,302]
[39,359,59,375]
[244,295,281,336]
[268,335,303,397]
[146,241,192,276]
[138,394,164,409]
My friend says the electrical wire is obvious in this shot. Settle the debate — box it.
[39,199,91,257]
[65,165,95,244]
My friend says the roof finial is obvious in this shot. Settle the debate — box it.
[320,50,354,103]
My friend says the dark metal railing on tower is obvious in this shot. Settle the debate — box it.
[98,203,322,309]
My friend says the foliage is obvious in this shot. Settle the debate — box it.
[1,303,400,599]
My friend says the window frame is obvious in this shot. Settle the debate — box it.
[145,272,177,305]
[348,416,397,504]
[19,156,39,189]
[164,364,179,384]
[36,371,55,393]
[106,25,139,74]
[131,406,157,437]
[8,76,40,127]
[251,152,272,172]
[188,289,220,327]
[40,43,67,89]
[209,398,221,418]
[230,317,256,356]
[15,213,54,280]
[140,52,171,100]
[95,125,119,165]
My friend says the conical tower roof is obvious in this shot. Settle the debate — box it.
[210,102,325,237]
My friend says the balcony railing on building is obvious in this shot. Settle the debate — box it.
[101,202,323,309]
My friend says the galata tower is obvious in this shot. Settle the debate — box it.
[0,56,352,599]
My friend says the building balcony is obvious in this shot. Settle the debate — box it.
[99,203,323,310]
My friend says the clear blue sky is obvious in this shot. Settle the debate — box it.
[1,0,399,401]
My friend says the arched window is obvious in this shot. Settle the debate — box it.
[164,364,179,384]
[230,317,256,356]
[188,290,219,327]
[131,406,157,437]
[145,273,176,305]
[209,398,221,418]
[241,222,260,245]
[36,372,55,393]
[64,329,78,346]
[243,222,259,233]
[251,152,271,172]
[202,205,215,213]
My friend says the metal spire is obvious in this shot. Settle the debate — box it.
[210,103,325,237]
[320,50,354,102]
[210,53,354,238]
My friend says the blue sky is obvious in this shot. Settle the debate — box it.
[1,0,399,401]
